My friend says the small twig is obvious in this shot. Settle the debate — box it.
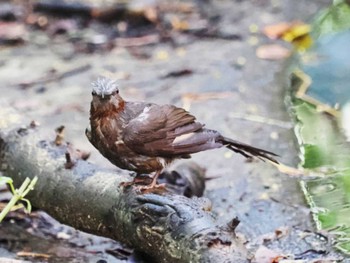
[65,152,74,169]
[267,160,303,177]
[161,69,193,79]
[17,251,51,259]
[115,34,160,47]
[16,64,91,89]
[181,91,234,110]
[293,69,340,117]
[54,125,65,146]
[183,29,242,41]
[228,112,293,129]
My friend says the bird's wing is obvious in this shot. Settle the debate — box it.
[123,104,221,156]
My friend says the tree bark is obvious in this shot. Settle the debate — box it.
[0,105,247,263]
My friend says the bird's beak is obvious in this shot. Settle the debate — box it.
[99,94,111,101]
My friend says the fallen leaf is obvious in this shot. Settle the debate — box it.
[256,44,291,60]
[263,22,292,40]
[254,246,285,263]
[281,23,310,43]
[263,21,312,51]
[282,23,312,51]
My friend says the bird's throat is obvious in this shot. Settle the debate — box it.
[91,100,125,119]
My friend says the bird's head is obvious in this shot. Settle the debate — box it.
[90,77,124,113]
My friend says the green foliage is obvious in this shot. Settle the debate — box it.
[313,0,350,38]
[0,176,38,222]
[291,95,350,254]
[0,176,13,186]
[303,144,326,168]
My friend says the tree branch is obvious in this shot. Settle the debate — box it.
[0,104,247,263]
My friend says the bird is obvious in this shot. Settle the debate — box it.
[86,77,278,191]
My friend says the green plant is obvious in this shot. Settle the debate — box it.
[0,176,38,222]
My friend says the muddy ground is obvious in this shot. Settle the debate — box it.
[0,0,344,262]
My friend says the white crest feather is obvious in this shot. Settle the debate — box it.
[91,77,118,97]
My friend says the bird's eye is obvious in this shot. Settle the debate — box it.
[92,91,97,96]
[111,89,119,95]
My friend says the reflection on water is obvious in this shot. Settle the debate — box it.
[301,168,350,252]
[291,31,350,254]
[303,31,350,108]
[302,31,350,141]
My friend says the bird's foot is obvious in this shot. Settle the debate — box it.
[138,183,166,194]
[120,173,167,194]
[120,174,152,187]
[120,181,166,194]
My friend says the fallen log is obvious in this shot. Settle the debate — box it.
[0,105,248,263]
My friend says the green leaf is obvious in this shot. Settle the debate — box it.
[313,0,350,38]
[0,176,38,222]
[0,176,13,186]
[21,198,32,213]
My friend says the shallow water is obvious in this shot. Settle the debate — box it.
[291,29,350,254]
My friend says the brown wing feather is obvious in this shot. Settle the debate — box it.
[123,104,215,156]
[122,103,277,161]
[123,105,168,144]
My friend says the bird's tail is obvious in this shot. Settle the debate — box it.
[221,137,279,164]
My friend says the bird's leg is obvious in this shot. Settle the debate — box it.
[119,173,152,187]
[149,170,161,188]
[120,171,166,193]
[138,171,166,193]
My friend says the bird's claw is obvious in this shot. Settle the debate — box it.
[138,183,167,194]
[120,178,167,194]
[119,174,152,187]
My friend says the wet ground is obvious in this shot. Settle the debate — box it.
[0,0,344,262]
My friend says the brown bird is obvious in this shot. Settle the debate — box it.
[86,77,278,190]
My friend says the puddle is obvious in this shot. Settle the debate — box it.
[289,26,350,253]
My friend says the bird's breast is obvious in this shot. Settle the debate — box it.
[90,116,171,173]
